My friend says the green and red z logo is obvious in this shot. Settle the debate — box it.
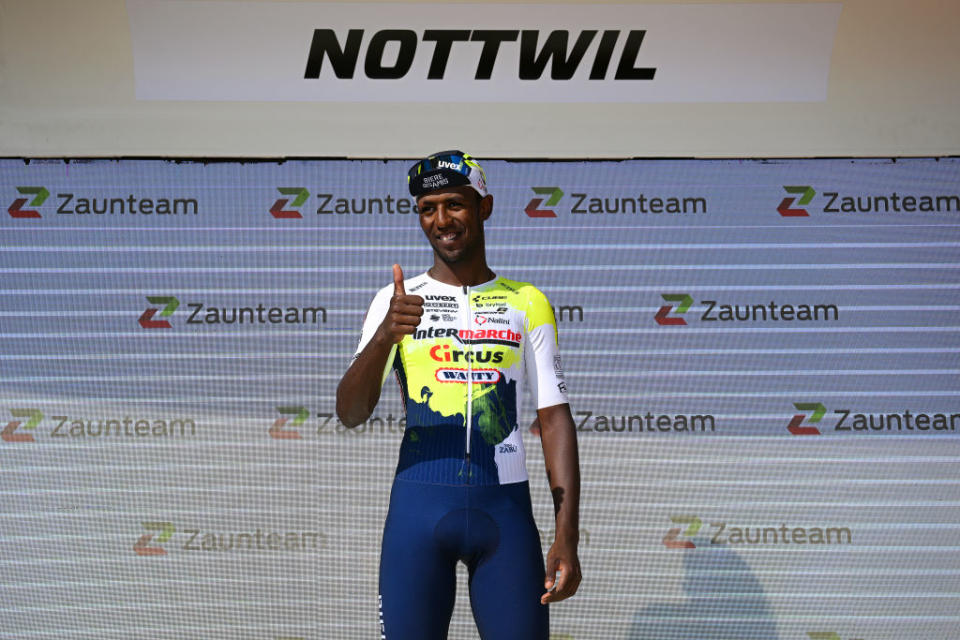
[270,187,310,219]
[788,402,826,435]
[654,293,692,325]
[8,186,49,218]
[778,185,815,217]
[138,296,180,329]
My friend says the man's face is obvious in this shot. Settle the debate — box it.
[416,185,492,264]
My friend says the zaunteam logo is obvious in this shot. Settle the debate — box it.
[270,187,310,219]
[269,406,309,440]
[662,515,701,548]
[654,293,693,326]
[788,402,826,436]
[8,186,49,218]
[133,521,175,556]
[524,186,563,218]
[2,408,43,443]
[138,296,180,329]
[778,185,815,217]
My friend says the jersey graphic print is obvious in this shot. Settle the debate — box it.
[355,274,567,485]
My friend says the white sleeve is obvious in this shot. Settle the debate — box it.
[523,290,569,410]
[353,285,397,386]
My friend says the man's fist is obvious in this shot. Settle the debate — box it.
[378,264,424,344]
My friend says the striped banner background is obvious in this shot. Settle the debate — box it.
[1,157,958,639]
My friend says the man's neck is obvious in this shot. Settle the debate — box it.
[428,258,494,288]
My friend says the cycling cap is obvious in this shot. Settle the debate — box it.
[407,150,488,198]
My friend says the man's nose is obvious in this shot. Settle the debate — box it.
[435,205,452,225]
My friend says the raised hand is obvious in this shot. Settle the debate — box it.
[378,264,424,344]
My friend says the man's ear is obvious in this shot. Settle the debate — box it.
[479,194,493,222]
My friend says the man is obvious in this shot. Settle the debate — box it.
[336,150,581,639]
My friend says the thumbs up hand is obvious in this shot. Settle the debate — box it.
[378,264,424,344]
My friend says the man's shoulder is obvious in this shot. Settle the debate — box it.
[493,276,551,306]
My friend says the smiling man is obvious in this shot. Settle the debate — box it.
[336,150,581,639]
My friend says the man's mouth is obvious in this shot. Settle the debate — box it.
[438,231,460,243]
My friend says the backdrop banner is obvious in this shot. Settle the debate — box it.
[2,157,959,639]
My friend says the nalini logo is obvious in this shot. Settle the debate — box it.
[138,296,179,329]
[2,408,43,443]
[524,186,563,218]
[788,402,826,436]
[133,521,175,556]
[662,515,701,548]
[8,186,49,218]
[778,185,815,217]
[654,293,692,325]
[269,406,309,440]
[270,187,310,219]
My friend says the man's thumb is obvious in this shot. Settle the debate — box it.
[393,264,405,295]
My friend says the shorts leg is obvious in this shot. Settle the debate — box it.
[466,483,549,640]
[378,480,458,640]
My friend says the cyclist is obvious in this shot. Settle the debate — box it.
[336,150,581,639]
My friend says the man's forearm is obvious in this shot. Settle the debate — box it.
[335,333,396,427]
[537,403,581,540]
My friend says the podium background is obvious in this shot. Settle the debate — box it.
[2,156,959,639]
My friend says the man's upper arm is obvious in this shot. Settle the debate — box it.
[523,286,569,410]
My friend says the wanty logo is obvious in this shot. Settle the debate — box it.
[662,514,701,549]
[525,187,564,218]
[8,186,49,218]
[778,185,815,217]
[270,187,310,219]
[138,296,180,329]
[269,406,309,440]
[788,402,826,436]
[2,408,43,443]
[133,521,175,556]
[654,293,693,326]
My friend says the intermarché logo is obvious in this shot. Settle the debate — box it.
[662,515,853,547]
[269,187,310,219]
[7,186,48,218]
[133,521,324,555]
[788,402,959,435]
[138,295,327,327]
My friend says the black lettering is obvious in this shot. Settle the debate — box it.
[701,300,717,321]
[615,30,655,80]
[57,193,72,214]
[423,30,470,79]
[710,522,726,545]
[186,302,203,325]
[316,193,333,214]
[571,192,587,213]
[304,29,362,79]
[589,30,619,79]
[470,30,519,79]
[824,192,839,212]
[51,416,68,436]
[365,29,417,79]
[316,413,334,434]
[518,29,597,80]
[834,409,850,431]
[576,410,592,432]
[183,529,201,551]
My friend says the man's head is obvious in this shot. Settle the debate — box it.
[408,151,493,265]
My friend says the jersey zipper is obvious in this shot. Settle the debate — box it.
[462,284,472,482]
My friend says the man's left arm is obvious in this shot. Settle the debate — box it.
[537,402,581,604]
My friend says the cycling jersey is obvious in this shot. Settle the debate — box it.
[354,272,569,486]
